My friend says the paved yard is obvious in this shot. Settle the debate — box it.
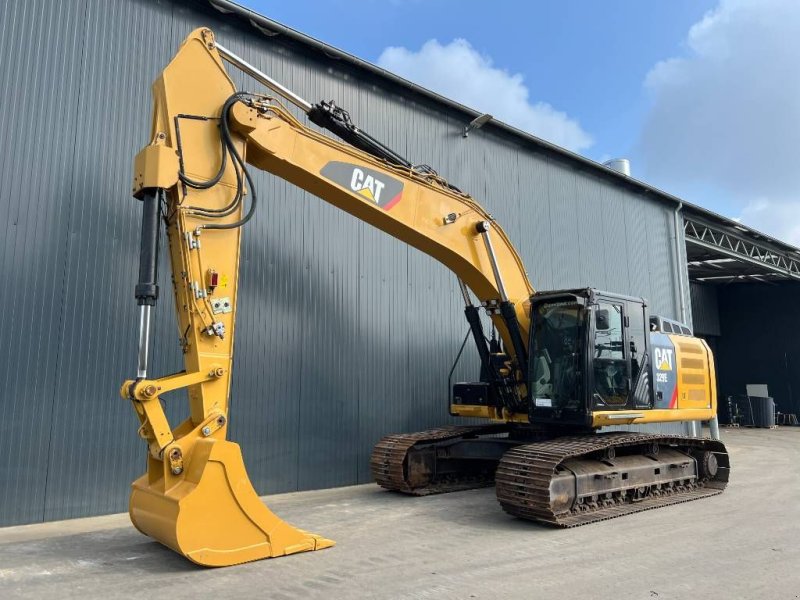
[0,428,797,599]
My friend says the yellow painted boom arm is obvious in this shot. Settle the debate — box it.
[229,100,534,337]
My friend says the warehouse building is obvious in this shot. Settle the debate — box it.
[1,0,797,526]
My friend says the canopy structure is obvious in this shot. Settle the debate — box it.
[684,211,800,284]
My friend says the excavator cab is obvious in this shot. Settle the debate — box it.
[528,288,653,427]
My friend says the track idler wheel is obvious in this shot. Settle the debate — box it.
[694,450,719,480]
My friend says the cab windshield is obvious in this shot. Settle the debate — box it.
[529,301,585,412]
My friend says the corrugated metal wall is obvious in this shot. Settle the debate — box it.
[0,0,690,526]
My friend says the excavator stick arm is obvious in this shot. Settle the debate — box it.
[122,28,333,566]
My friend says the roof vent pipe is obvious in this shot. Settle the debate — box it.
[603,158,631,176]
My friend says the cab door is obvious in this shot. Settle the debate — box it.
[626,299,654,409]
[591,300,630,409]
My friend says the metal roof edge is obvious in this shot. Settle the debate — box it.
[203,0,800,257]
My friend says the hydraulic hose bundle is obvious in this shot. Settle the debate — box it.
[178,92,260,230]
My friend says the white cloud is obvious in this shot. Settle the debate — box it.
[739,198,800,244]
[377,39,593,153]
[638,0,800,244]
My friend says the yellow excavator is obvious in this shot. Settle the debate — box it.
[122,28,729,567]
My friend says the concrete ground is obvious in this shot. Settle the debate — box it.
[1,428,797,600]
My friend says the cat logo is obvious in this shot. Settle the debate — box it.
[654,347,674,371]
[350,168,385,203]
[320,161,404,210]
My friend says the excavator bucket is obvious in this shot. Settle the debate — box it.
[129,439,334,567]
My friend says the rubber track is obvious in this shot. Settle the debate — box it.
[495,432,730,527]
[370,425,507,495]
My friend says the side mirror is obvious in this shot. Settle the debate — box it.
[596,309,610,331]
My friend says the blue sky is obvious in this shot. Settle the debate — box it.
[237,0,800,244]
